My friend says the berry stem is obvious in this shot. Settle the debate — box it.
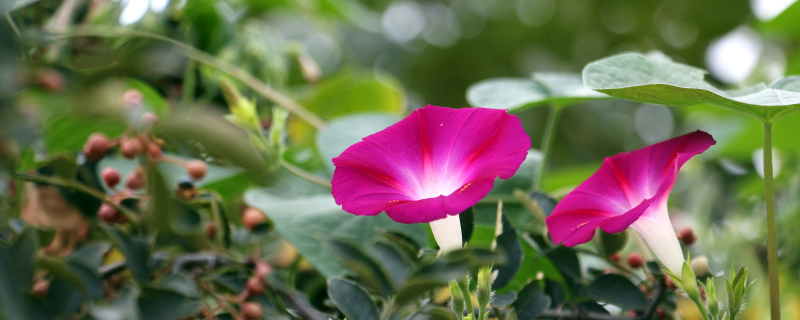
[11,172,141,226]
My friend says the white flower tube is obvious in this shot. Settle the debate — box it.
[430,214,463,253]
[631,204,685,277]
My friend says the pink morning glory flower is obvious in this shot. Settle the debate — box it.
[545,131,715,276]
[331,105,531,252]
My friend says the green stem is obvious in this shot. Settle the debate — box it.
[279,158,331,188]
[182,59,196,105]
[764,116,781,320]
[492,307,504,320]
[457,276,474,319]
[41,28,327,130]
[11,172,141,226]
[533,105,562,191]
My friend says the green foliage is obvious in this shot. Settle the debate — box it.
[466,73,609,112]
[586,274,647,310]
[584,52,800,121]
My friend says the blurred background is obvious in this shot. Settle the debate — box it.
[4,0,800,318]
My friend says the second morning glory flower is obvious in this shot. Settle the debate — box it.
[332,105,531,252]
[545,131,715,276]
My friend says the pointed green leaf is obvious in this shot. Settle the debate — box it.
[327,278,380,320]
[586,274,648,310]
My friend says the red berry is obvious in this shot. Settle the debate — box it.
[678,227,696,246]
[38,69,64,92]
[206,223,216,240]
[241,302,263,320]
[33,281,49,298]
[83,133,110,161]
[186,160,207,180]
[656,307,666,319]
[246,276,265,295]
[242,207,266,230]
[102,167,121,187]
[98,204,118,223]
[147,143,162,160]
[665,275,677,290]
[627,253,644,269]
[126,171,146,190]
[255,262,272,279]
[122,89,143,107]
[608,252,621,263]
[120,138,143,159]
[115,211,128,224]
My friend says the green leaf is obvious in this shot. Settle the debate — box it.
[244,188,425,279]
[138,287,201,320]
[68,242,111,270]
[489,150,542,196]
[327,239,395,297]
[315,113,400,174]
[512,280,551,320]
[394,248,504,304]
[157,273,200,299]
[100,225,150,284]
[36,256,88,295]
[586,274,648,310]
[492,214,522,290]
[466,73,608,112]
[3,0,40,12]
[490,291,517,308]
[583,52,800,121]
[0,246,32,319]
[370,241,412,288]
[498,235,562,294]
[89,286,141,320]
[327,278,380,320]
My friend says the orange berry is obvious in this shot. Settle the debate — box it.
[83,133,110,161]
[242,207,265,230]
[186,160,207,180]
[98,204,118,223]
[126,171,145,190]
[608,252,621,263]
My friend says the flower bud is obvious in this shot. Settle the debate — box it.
[449,280,465,318]
[102,167,121,187]
[656,307,666,319]
[690,256,712,280]
[678,227,696,245]
[186,160,207,180]
[477,266,492,309]
[608,252,621,263]
[241,301,263,320]
[627,252,644,269]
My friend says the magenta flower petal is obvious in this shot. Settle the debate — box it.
[545,131,715,275]
[332,105,531,224]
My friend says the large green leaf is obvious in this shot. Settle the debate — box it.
[244,188,425,278]
[466,73,608,112]
[327,279,380,320]
[583,52,800,121]
[512,280,551,320]
[316,114,400,174]
[586,274,648,310]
